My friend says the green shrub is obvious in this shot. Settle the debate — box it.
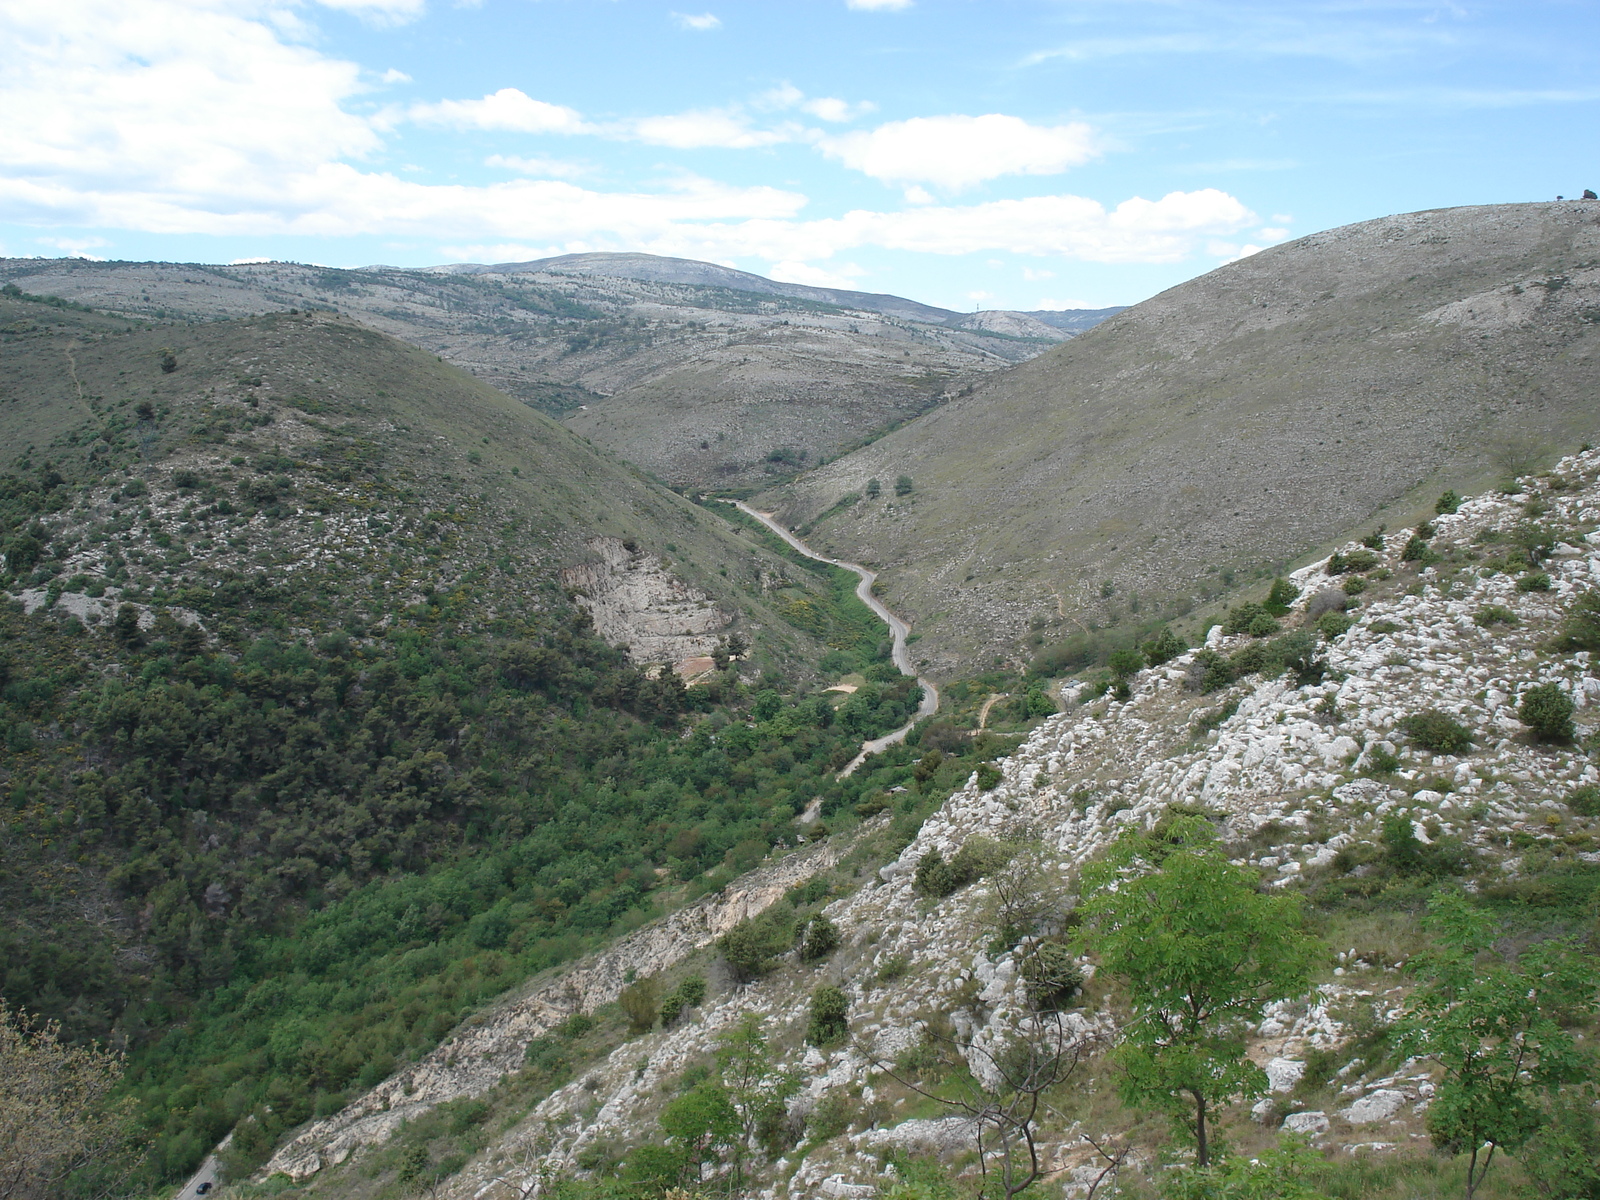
[1519,683,1575,741]
[620,977,660,1034]
[806,986,849,1046]
[975,762,1003,790]
[1366,745,1402,774]
[1568,785,1600,817]
[1552,593,1600,652]
[894,475,913,496]
[1436,489,1462,515]
[875,954,910,985]
[1263,577,1300,616]
[806,1090,855,1141]
[913,837,1011,898]
[718,909,796,980]
[1222,602,1270,636]
[1325,551,1347,576]
[1246,611,1280,637]
[1108,646,1145,680]
[1475,604,1518,628]
[800,913,840,963]
[1142,626,1187,667]
[1400,710,1474,754]
[1518,572,1552,592]
[1186,649,1235,693]
[1381,813,1425,873]
[1020,938,1084,1011]
[1343,548,1379,573]
[1317,611,1354,641]
[1401,535,1428,561]
[1341,575,1367,596]
[1361,528,1387,551]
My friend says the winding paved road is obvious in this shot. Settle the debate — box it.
[725,501,939,775]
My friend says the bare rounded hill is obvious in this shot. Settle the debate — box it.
[764,201,1600,674]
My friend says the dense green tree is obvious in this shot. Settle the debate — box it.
[1076,816,1321,1165]
[1396,892,1600,1200]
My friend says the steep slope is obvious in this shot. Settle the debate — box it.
[0,255,1116,491]
[264,454,1600,1200]
[763,201,1600,674]
[0,291,937,1183]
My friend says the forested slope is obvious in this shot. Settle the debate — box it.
[0,290,926,1185]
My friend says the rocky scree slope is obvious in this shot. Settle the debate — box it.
[764,201,1600,675]
[268,451,1600,1200]
[0,255,1114,491]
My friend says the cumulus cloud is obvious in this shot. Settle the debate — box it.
[847,0,912,10]
[485,153,592,179]
[0,4,1253,274]
[671,11,721,31]
[801,97,873,122]
[822,114,1098,190]
[629,109,796,149]
[409,88,588,134]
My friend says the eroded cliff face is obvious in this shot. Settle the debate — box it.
[561,536,731,671]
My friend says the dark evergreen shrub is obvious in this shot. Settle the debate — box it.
[1400,709,1473,754]
[1519,683,1575,741]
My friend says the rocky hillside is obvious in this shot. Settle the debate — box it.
[761,201,1600,675]
[0,254,1115,491]
[257,450,1600,1200]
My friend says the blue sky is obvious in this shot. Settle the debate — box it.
[3,1,1598,311]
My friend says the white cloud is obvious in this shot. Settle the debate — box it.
[409,88,588,134]
[381,68,412,84]
[485,153,592,179]
[1021,267,1054,280]
[766,260,866,289]
[1258,226,1289,241]
[0,5,1252,275]
[847,0,912,10]
[629,109,795,149]
[801,96,872,122]
[36,234,108,258]
[822,114,1098,190]
[311,0,427,26]
[230,256,274,264]
[671,11,721,31]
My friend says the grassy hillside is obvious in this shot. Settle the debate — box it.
[0,292,932,1186]
[762,201,1600,675]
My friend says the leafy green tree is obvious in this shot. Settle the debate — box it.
[1076,816,1320,1165]
[0,1001,137,1200]
[714,1015,798,1171]
[1395,892,1600,1200]
[1436,489,1462,515]
[865,478,881,499]
[894,474,913,496]
[658,1080,740,1187]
